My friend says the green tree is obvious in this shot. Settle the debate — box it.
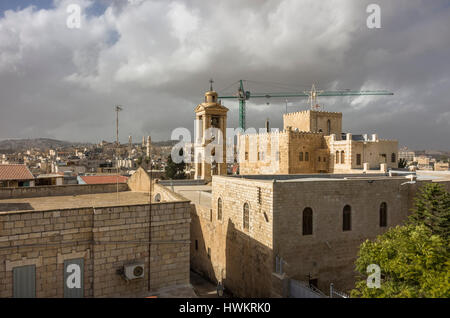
[409,183,450,241]
[352,183,450,298]
[351,224,450,298]
[164,153,186,180]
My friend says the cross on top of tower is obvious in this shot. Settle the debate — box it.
[209,78,214,91]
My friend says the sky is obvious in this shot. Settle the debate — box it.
[0,0,449,150]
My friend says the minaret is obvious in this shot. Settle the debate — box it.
[146,136,151,158]
[194,81,229,181]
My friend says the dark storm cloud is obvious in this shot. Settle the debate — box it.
[0,0,448,149]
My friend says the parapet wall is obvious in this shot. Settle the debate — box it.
[0,200,191,297]
[0,183,129,200]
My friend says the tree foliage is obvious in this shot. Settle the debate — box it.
[352,183,450,298]
[164,153,186,180]
[409,183,450,241]
[351,225,450,298]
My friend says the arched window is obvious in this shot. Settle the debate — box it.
[341,151,345,164]
[217,198,222,221]
[243,203,250,230]
[379,202,387,227]
[302,208,313,235]
[197,154,202,176]
[343,205,351,231]
[327,120,331,135]
[391,153,396,163]
[336,151,340,164]
[154,193,161,202]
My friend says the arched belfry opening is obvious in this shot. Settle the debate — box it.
[194,81,229,181]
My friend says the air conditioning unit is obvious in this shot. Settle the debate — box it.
[124,263,145,280]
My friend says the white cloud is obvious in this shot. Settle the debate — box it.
[0,0,449,149]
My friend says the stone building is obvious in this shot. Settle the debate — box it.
[0,168,191,298]
[187,173,450,297]
[0,164,35,188]
[239,109,398,175]
[194,90,228,181]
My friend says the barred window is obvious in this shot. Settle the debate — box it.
[379,202,387,227]
[243,203,250,230]
[217,198,222,221]
[302,208,313,235]
[343,205,352,231]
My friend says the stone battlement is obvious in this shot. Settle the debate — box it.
[283,109,342,117]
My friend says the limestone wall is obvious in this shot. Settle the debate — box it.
[283,110,342,137]
[190,176,275,297]
[0,183,129,200]
[272,178,424,293]
[238,130,329,175]
[0,201,190,297]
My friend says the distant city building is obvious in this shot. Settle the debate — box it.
[435,161,450,171]
[0,164,35,187]
[398,150,415,162]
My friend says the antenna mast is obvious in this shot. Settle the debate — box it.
[115,105,123,145]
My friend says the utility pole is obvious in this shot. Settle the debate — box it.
[115,105,123,145]
[114,105,123,203]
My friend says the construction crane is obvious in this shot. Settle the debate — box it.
[218,80,394,130]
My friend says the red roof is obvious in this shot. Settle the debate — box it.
[0,164,34,181]
[80,175,128,184]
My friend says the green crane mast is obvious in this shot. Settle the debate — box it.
[218,79,394,131]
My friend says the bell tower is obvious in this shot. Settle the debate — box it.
[194,81,228,181]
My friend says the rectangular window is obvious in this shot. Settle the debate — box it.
[305,152,309,161]
[299,152,303,161]
[195,240,198,251]
[13,265,36,298]
[245,152,249,160]
[356,154,361,165]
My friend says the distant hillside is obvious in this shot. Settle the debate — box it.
[0,138,87,151]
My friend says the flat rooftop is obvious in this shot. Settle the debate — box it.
[227,173,394,182]
[172,185,212,208]
[0,191,152,213]
[416,170,450,181]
